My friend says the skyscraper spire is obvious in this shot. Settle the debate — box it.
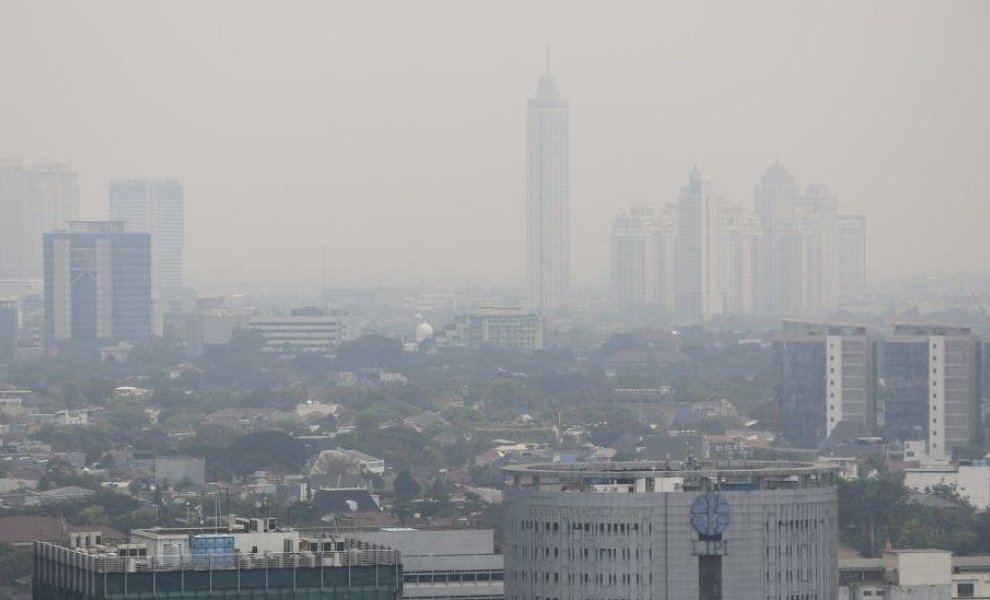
[545,45,551,75]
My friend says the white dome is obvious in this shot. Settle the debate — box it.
[416,321,435,343]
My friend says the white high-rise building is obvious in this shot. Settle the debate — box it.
[721,203,760,314]
[755,163,840,316]
[609,205,676,314]
[109,179,184,293]
[0,161,79,281]
[526,57,569,314]
[675,167,724,320]
[838,214,866,298]
[755,162,801,314]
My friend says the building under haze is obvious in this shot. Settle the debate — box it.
[609,205,675,314]
[0,299,17,363]
[526,57,570,314]
[755,163,843,316]
[837,214,867,298]
[878,324,982,458]
[248,307,354,355]
[773,319,875,448]
[108,179,185,294]
[676,167,724,320]
[436,306,545,351]
[0,161,79,283]
[503,460,838,600]
[720,203,760,314]
[43,222,152,344]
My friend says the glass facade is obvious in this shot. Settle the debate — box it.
[773,339,827,447]
[878,339,929,443]
[33,543,401,600]
[43,226,151,343]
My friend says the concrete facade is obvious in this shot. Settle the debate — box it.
[347,529,503,600]
[503,461,838,600]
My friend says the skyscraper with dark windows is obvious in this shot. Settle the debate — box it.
[109,179,184,294]
[878,324,981,458]
[526,55,570,314]
[43,222,151,343]
[773,319,875,448]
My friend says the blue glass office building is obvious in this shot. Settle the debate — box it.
[43,222,151,343]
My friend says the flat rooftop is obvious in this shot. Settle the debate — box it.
[503,460,838,492]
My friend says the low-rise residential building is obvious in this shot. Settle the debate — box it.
[311,449,385,476]
[436,307,544,351]
[840,550,990,599]
[904,462,990,510]
[249,308,354,355]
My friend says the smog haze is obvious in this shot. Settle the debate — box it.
[1,0,987,286]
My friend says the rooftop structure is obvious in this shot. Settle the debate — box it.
[33,519,401,600]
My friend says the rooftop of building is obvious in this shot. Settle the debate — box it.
[892,323,972,336]
[779,318,868,336]
[502,460,838,492]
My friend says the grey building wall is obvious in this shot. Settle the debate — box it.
[347,529,503,600]
[504,465,838,600]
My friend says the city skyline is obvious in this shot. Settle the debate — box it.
[0,2,986,285]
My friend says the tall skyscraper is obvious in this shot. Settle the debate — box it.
[676,167,724,320]
[526,55,569,314]
[108,179,184,293]
[609,205,675,314]
[44,222,152,343]
[754,163,840,315]
[0,161,79,281]
[837,214,866,297]
[720,203,760,314]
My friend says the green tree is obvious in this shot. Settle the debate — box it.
[0,543,31,586]
[392,470,421,524]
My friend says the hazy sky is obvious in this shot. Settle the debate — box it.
[1,1,987,287]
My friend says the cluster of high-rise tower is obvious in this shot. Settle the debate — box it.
[610,162,867,320]
[0,161,183,343]
[524,64,867,319]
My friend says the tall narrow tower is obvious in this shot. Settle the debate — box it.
[526,52,570,313]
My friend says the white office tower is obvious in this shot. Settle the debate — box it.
[526,56,570,314]
[609,205,676,314]
[755,163,839,315]
[675,167,724,320]
[721,203,760,314]
[0,161,79,281]
[838,214,866,299]
[109,179,184,293]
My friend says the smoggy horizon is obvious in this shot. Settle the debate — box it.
[1,1,987,287]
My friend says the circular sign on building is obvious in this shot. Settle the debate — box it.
[690,492,731,537]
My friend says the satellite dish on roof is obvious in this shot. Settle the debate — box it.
[345,499,358,513]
